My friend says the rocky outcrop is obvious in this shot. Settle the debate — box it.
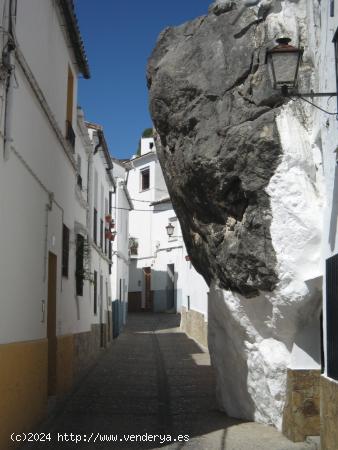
[148,0,322,431]
[148,1,284,298]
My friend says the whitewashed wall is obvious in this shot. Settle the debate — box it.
[0,0,81,343]
[111,161,131,325]
[315,1,338,375]
[88,129,112,329]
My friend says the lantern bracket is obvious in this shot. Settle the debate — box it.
[281,86,338,98]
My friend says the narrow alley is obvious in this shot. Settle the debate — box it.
[22,314,316,450]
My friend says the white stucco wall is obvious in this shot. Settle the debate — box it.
[111,162,131,325]
[0,0,83,344]
[87,127,113,329]
[316,1,338,377]
[15,0,78,135]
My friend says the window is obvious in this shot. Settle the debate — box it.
[129,237,139,255]
[149,142,154,149]
[93,270,98,315]
[326,253,338,380]
[65,66,75,149]
[100,218,104,249]
[109,240,112,260]
[77,155,82,189]
[331,0,334,17]
[77,174,82,190]
[66,66,74,125]
[140,167,150,191]
[75,234,84,296]
[93,208,97,244]
[62,224,69,278]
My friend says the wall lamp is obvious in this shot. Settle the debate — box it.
[165,222,183,239]
[266,38,337,105]
[166,223,175,237]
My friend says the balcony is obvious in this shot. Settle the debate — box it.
[66,120,76,150]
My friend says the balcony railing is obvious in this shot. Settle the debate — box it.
[66,120,76,150]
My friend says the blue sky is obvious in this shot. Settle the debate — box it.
[75,1,209,159]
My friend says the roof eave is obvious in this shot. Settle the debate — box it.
[57,0,90,79]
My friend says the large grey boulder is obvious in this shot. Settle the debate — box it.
[147,0,322,430]
[147,3,282,297]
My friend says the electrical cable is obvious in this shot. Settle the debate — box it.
[113,205,168,212]
[288,95,338,117]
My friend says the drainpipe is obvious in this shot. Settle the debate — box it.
[3,0,16,160]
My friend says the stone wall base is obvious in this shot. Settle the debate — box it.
[320,375,338,450]
[73,322,110,382]
[282,369,320,442]
[181,306,208,348]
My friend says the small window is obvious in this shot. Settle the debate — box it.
[94,271,98,315]
[109,240,112,260]
[140,167,150,191]
[77,155,82,189]
[65,66,75,149]
[62,224,69,278]
[77,174,82,189]
[149,142,154,149]
[93,208,97,244]
[129,237,139,255]
[100,218,104,248]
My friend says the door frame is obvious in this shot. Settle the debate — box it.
[47,252,57,395]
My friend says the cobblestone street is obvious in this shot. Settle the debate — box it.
[22,314,316,450]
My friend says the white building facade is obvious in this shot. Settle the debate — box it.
[110,158,133,335]
[0,2,128,447]
[126,137,209,346]
[0,0,92,446]
[315,1,338,447]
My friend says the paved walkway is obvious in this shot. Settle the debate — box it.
[23,313,316,450]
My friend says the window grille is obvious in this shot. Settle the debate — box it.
[94,271,98,315]
[75,234,84,296]
[62,224,69,278]
[100,219,104,248]
[93,208,98,244]
[140,167,150,191]
[326,253,338,380]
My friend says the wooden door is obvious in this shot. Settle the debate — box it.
[100,275,105,347]
[47,252,57,395]
[144,267,152,311]
[167,264,175,310]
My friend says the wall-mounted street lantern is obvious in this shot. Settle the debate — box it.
[266,38,302,96]
[266,37,338,102]
[166,223,175,237]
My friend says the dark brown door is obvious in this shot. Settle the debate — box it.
[144,267,152,311]
[47,252,57,395]
[167,264,175,310]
